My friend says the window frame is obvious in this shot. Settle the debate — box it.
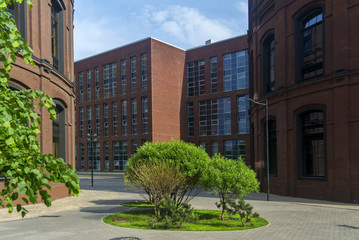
[262,32,275,95]
[295,4,325,82]
[296,106,327,180]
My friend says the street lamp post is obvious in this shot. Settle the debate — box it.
[245,98,270,201]
[87,130,98,187]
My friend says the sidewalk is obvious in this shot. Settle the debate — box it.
[0,174,359,240]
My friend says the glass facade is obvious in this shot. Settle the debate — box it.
[88,142,101,171]
[95,105,99,135]
[87,106,91,132]
[223,50,249,91]
[104,142,109,171]
[199,97,231,136]
[79,107,83,138]
[187,60,205,97]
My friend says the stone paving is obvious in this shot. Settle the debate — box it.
[0,173,359,240]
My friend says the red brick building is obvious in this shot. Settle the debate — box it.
[248,0,359,202]
[74,36,250,171]
[3,0,76,200]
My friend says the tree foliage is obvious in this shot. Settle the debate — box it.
[200,154,259,220]
[125,140,210,206]
[0,0,80,217]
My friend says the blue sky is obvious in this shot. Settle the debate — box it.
[74,0,248,61]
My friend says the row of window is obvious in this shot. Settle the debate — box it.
[77,139,245,171]
[187,50,249,97]
[77,140,147,171]
[78,97,148,138]
[188,95,250,137]
[262,7,324,95]
[262,108,326,179]
[78,54,148,103]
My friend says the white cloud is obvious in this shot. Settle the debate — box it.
[142,5,236,47]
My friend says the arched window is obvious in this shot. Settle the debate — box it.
[7,2,27,39]
[262,33,275,94]
[297,108,326,178]
[296,6,324,81]
[53,101,66,161]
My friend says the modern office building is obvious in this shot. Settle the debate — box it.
[3,0,76,200]
[74,35,250,172]
[248,0,359,203]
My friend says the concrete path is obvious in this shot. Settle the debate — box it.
[0,173,359,240]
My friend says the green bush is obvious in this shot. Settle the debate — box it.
[225,196,259,227]
[148,195,198,229]
[125,140,210,206]
[200,154,259,220]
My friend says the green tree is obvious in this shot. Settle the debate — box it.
[200,154,259,220]
[0,0,80,217]
[125,140,210,206]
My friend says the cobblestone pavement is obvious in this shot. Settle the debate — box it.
[0,173,359,240]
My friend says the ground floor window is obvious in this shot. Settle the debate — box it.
[297,108,326,178]
[224,140,246,160]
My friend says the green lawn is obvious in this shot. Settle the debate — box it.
[103,203,268,231]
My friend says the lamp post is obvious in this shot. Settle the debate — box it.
[87,130,98,187]
[245,98,270,201]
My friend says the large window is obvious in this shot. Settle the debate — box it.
[79,72,83,103]
[199,97,231,136]
[187,60,205,97]
[104,142,109,171]
[51,0,64,71]
[262,34,275,94]
[210,57,218,93]
[131,56,137,93]
[141,53,148,91]
[113,141,127,171]
[52,102,65,161]
[88,142,100,171]
[264,119,277,175]
[224,140,246,160]
[121,59,126,95]
[94,67,99,100]
[86,70,91,101]
[7,2,27,39]
[223,50,249,91]
[297,7,324,81]
[142,97,148,134]
[122,100,127,135]
[112,102,117,136]
[187,102,194,137]
[95,105,99,135]
[103,63,117,98]
[131,98,137,135]
[237,94,250,134]
[103,103,108,137]
[80,143,84,170]
[79,107,84,138]
[87,106,92,132]
[297,109,326,178]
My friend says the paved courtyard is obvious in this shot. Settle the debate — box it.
[0,173,359,240]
